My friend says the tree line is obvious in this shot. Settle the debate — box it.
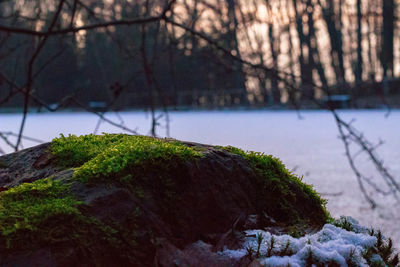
[0,0,398,110]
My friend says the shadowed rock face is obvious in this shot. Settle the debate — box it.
[0,138,328,266]
[0,143,57,188]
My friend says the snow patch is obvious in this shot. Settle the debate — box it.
[220,217,382,266]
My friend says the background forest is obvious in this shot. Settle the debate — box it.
[0,0,399,110]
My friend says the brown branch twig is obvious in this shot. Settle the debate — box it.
[15,0,67,151]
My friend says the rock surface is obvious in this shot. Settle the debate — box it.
[0,137,328,266]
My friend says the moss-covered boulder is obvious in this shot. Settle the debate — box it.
[0,134,329,266]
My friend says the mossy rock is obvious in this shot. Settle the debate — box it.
[0,134,329,266]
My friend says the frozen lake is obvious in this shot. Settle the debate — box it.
[1,109,399,244]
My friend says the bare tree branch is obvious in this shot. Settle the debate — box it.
[15,0,67,151]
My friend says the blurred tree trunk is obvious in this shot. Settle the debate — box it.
[183,0,199,52]
[319,0,346,86]
[306,0,328,90]
[293,0,327,99]
[292,0,313,99]
[381,0,394,78]
[366,1,375,81]
[355,0,363,84]
[225,0,248,105]
[268,23,281,105]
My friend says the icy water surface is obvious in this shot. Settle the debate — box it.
[1,110,399,245]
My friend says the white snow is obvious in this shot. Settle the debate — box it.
[220,217,382,267]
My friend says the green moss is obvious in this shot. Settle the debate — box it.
[51,134,204,229]
[288,225,305,238]
[0,177,138,261]
[0,178,81,239]
[51,134,202,183]
[221,146,330,225]
[332,217,354,232]
[51,135,329,225]
[51,133,130,167]
[0,178,82,248]
[51,134,328,226]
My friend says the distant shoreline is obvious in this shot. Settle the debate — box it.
[0,105,399,114]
